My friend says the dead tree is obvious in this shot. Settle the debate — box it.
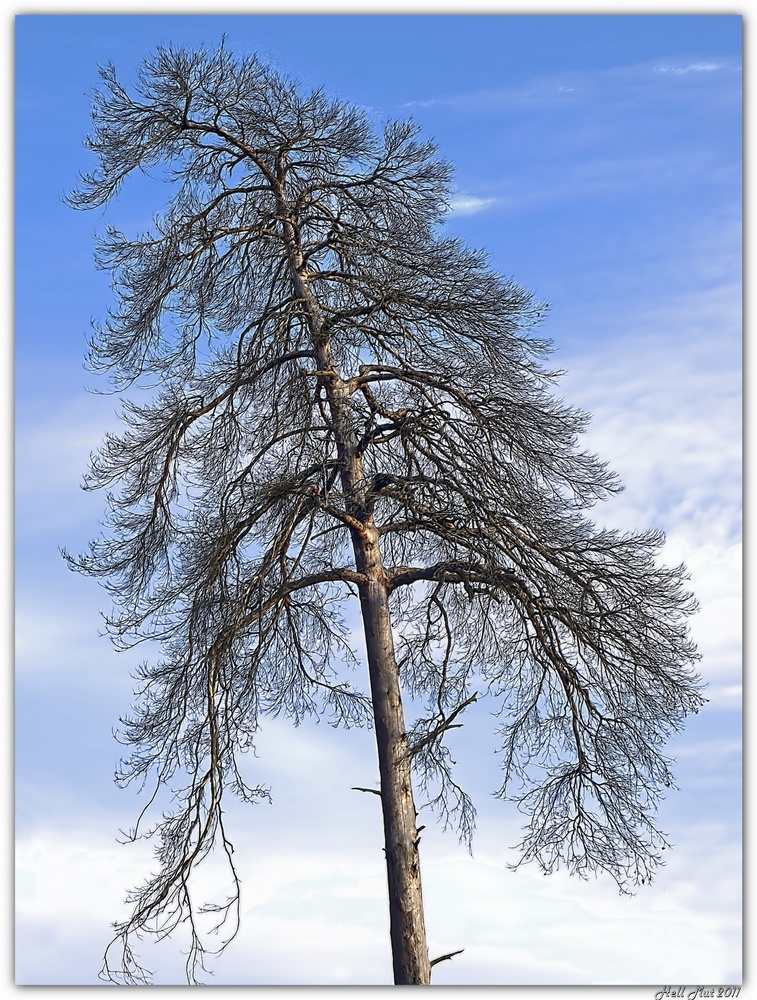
[65,42,704,985]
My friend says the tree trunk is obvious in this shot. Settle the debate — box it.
[281,196,430,984]
[312,335,431,985]
[355,527,432,986]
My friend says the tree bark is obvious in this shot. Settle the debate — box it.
[328,381,431,985]
[280,187,431,984]
[357,551,432,986]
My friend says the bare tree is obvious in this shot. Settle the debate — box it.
[66,42,704,986]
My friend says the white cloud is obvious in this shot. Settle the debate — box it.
[444,145,738,231]
[16,391,122,536]
[16,602,104,672]
[560,266,741,549]
[552,254,741,710]
[16,794,741,987]
[16,824,154,985]
[655,62,724,75]
[404,55,738,117]
[663,542,741,695]
[448,194,503,216]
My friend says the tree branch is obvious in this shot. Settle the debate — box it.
[430,948,464,969]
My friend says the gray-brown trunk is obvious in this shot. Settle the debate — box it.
[282,200,430,984]
[356,553,431,986]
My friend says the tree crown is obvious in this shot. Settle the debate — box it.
[67,42,704,983]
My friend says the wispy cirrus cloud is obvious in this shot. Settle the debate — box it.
[402,55,739,116]
[403,76,583,114]
[655,61,723,75]
[442,145,738,231]
[410,55,739,230]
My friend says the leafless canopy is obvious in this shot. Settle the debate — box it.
[66,43,704,984]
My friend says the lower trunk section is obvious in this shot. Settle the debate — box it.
[359,578,431,986]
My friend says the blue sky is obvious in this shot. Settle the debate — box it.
[13,8,742,990]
